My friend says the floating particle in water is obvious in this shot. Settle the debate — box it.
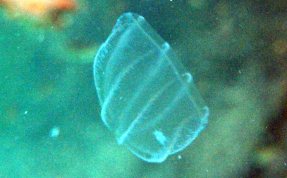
[49,126,60,138]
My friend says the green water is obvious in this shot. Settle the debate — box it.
[0,0,286,177]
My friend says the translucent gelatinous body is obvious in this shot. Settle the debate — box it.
[93,12,209,163]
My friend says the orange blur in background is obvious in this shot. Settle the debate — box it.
[0,0,76,23]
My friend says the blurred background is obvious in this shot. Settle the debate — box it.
[0,0,286,177]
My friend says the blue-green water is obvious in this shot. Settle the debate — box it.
[0,0,286,177]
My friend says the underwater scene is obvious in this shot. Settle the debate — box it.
[0,0,287,177]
